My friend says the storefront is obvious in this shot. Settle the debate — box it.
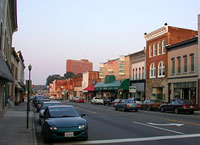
[94,75,129,99]
[168,79,198,105]
[130,80,145,101]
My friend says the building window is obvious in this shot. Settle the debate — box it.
[158,61,165,77]
[177,56,181,74]
[150,63,156,78]
[190,54,194,73]
[158,41,162,55]
[153,43,157,56]
[142,67,144,79]
[162,40,166,54]
[149,45,152,57]
[132,69,134,80]
[183,55,187,73]
[171,58,175,74]
[139,68,141,80]
[136,68,137,80]
[0,22,2,50]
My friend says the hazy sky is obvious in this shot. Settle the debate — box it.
[13,0,200,85]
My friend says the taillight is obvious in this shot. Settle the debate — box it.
[126,104,130,107]
[138,104,141,108]
[183,105,189,109]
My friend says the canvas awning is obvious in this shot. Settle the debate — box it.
[0,54,14,82]
[84,86,94,91]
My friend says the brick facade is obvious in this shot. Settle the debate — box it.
[145,25,197,101]
[66,59,93,74]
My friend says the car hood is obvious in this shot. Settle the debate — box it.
[47,117,86,128]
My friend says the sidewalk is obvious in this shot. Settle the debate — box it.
[0,102,37,145]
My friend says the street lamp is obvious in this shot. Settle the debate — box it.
[27,64,32,129]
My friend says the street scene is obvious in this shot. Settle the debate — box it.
[1,0,200,145]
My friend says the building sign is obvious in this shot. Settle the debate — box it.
[99,63,104,79]
[119,55,125,76]
[129,86,136,93]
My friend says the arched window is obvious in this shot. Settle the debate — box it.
[158,61,165,77]
[158,41,162,55]
[132,69,134,80]
[153,43,157,56]
[136,68,138,80]
[139,68,141,80]
[149,45,152,57]
[150,63,156,78]
[162,40,166,54]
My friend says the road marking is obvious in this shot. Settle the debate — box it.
[54,133,200,144]
[76,107,97,114]
[147,122,184,127]
[132,121,184,135]
[161,118,200,126]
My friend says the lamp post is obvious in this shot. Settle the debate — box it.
[27,64,32,129]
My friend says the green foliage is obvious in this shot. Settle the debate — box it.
[64,72,75,79]
[46,74,65,85]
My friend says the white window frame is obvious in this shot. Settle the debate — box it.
[162,40,166,54]
[153,43,156,56]
[158,61,165,78]
[150,63,156,79]
[149,45,152,58]
[158,41,162,55]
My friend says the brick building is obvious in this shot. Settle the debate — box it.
[99,55,131,81]
[66,59,93,74]
[145,24,197,102]
[72,74,83,98]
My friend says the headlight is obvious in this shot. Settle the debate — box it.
[78,125,85,129]
[50,126,57,131]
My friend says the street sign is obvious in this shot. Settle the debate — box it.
[129,86,136,93]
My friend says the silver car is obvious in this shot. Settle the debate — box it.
[39,101,62,125]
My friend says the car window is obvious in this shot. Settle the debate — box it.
[42,103,61,109]
[49,107,80,118]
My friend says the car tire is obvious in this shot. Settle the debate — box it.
[115,108,118,111]
[175,108,179,114]
[161,107,165,112]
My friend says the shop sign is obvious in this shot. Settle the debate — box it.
[129,86,136,93]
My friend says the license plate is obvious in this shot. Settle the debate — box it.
[64,132,74,137]
[190,106,194,108]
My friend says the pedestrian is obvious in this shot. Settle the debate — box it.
[8,95,14,109]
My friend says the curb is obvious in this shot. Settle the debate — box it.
[32,111,38,145]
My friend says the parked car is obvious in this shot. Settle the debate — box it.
[159,99,199,114]
[71,97,79,102]
[91,97,104,105]
[42,105,88,142]
[112,99,122,107]
[76,97,85,103]
[39,101,62,125]
[141,99,163,111]
[32,95,46,107]
[36,99,50,112]
[114,99,139,112]
[103,97,115,106]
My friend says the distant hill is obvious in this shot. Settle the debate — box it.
[32,85,47,91]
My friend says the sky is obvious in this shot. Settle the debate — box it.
[13,0,200,85]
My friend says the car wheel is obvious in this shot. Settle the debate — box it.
[161,107,165,112]
[175,108,179,114]
[115,108,118,111]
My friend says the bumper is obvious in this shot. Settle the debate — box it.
[46,128,88,140]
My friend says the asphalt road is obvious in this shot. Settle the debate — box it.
[34,101,200,145]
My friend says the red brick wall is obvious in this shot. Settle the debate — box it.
[66,59,93,74]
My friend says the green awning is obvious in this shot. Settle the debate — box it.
[94,75,130,91]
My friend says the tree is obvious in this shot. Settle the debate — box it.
[64,72,75,79]
[46,74,65,85]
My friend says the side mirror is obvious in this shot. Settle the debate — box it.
[81,113,86,117]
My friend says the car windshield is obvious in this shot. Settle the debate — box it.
[126,100,134,103]
[177,99,191,104]
[42,103,61,109]
[49,107,80,118]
